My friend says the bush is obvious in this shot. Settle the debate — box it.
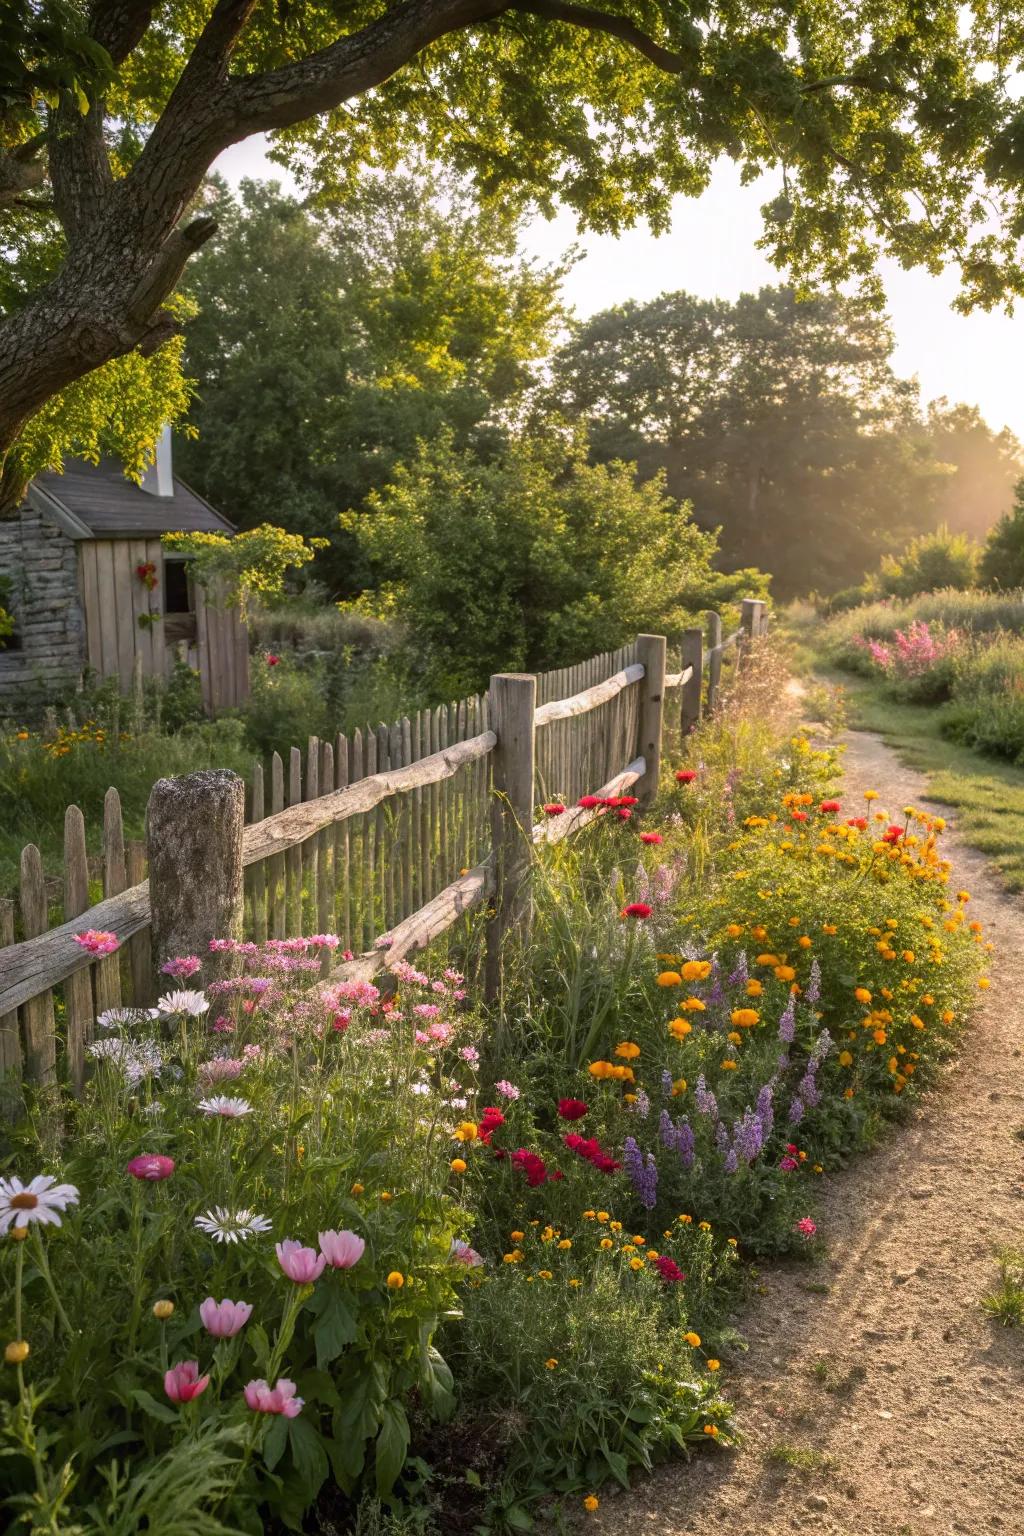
[877,525,979,598]
[980,479,1024,589]
[940,633,1024,762]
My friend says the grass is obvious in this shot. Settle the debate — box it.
[767,1443,835,1473]
[825,673,1024,892]
[981,1246,1024,1327]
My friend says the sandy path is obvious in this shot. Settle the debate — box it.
[591,730,1024,1536]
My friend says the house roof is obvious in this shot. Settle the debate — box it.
[28,458,235,539]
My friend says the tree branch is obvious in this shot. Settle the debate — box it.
[126,215,219,326]
[507,0,692,74]
[89,0,159,63]
[799,73,909,98]
[0,145,47,209]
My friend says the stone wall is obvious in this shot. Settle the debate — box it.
[0,506,85,717]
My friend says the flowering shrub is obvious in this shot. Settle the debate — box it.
[852,619,963,701]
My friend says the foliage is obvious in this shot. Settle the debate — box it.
[545,287,952,598]
[849,620,965,704]
[980,479,1024,590]
[981,1246,1024,1327]
[161,526,327,618]
[940,635,1024,765]
[178,175,565,596]
[344,428,768,697]
[925,400,1024,543]
[876,527,980,600]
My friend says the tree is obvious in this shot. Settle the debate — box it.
[342,428,766,696]
[546,286,951,597]
[177,175,564,592]
[924,400,1024,543]
[980,481,1024,589]
[2,1,1024,512]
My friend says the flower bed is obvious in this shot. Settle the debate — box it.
[0,730,987,1533]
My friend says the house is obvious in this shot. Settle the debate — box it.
[0,429,250,716]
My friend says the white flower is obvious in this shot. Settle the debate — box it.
[450,1238,484,1267]
[0,1174,80,1235]
[194,1207,271,1243]
[88,1037,164,1086]
[157,989,209,1017]
[197,1096,253,1119]
[96,1006,156,1032]
[409,1081,431,1097]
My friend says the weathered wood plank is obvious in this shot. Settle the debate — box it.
[250,764,267,942]
[317,740,334,950]
[532,757,646,846]
[112,539,137,690]
[304,737,319,933]
[335,733,350,950]
[269,752,285,938]
[63,806,94,1093]
[78,542,103,673]
[331,857,495,985]
[95,787,126,1013]
[534,662,645,728]
[126,841,152,1006]
[286,748,303,937]
[0,898,22,1089]
[19,845,56,1086]
[0,882,151,1017]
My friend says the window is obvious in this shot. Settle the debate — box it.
[0,572,20,652]
[163,558,193,615]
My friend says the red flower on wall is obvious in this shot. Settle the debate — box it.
[136,561,159,591]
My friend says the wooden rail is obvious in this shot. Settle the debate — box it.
[0,601,769,1093]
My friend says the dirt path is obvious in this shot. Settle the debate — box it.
[592,729,1024,1536]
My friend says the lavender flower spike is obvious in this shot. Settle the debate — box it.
[778,995,796,1043]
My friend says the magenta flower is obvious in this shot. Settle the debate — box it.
[164,1360,210,1404]
[73,929,119,956]
[275,1238,326,1283]
[243,1377,303,1417]
[161,955,202,980]
[318,1229,366,1269]
[795,1216,817,1239]
[126,1154,175,1181]
[199,1297,253,1338]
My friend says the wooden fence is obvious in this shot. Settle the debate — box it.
[0,601,768,1100]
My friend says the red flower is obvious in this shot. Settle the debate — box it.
[675,770,697,784]
[846,817,868,831]
[266,654,281,666]
[881,824,904,844]
[622,902,652,919]
[819,800,841,814]
[543,803,566,816]
[617,808,632,821]
[791,810,808,822]
[478,1106,506,1144]
[578,795,603,810]
[511,1148,549,1187]
[557,1098,588,1121]
[331,1012,350,1033]
[618,796,639,808]
[563,1133,620,1173]
[639,832,663,845]
[654,1255,686,1284]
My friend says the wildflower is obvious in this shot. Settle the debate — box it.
[684,1331,701,1347]
[453,1120,478,1142]
[704,1425,720,1437]
[386,1271,406,1291]
[511,1148,549,1187]
[558,1238,572,1250]
[615,1040,640,1060]
[544,1358,558,1369]
[730,1008,759,1028]
[819,800,841,814]
[795,1217,817,1239]
[244,1378,303,1417]
[194,1207,272,1244]
[198,1095,253,1118]
[351,1182,365,1196]
[319,1230,366,1269]
[707,1358,721,1371]
[682,995,707,1012]
[583,1495,600,1512]
[622,902,652,919]
[838,1050,853,1067]
[640,831,664,845]
[450,1158,467,1174]
[153,1299,175,1320]
[578,795,603,809]
[450,1239,484,1267]
[654,1255,685,1284]
[599,1237,614,1250]
[73,929,119,956]
[276,1240,327,1284]
[657,970,682,987]
[0,1174,80,1235]
[265,653,281,667]
[164,1361,210,1404]
[200,1298,253,1337]
[156,989,209,1017]
[126,1154,174,1181]
[495,1079,520,1100]
[557,1098,588,1121]
[681,959,712,982]
[854,987,872,1004]
[160,955,202,980]
[5,1340,29,1364]
[543,803,566,816]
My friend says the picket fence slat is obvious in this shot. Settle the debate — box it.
[63,806,93,1094]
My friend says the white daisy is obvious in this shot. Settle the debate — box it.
[0,1174,80,1235]
[96,1006,155,1032]
[197,1096,253,1119]
[156,989,209,1017]
[194,1207,272,1243]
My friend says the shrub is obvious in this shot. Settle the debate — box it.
[877,525,979,598]
[849,619,964,702]
[980,479,1024,589]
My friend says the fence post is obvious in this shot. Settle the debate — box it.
[680,627,703,737]
[634,634,667,806]
[485,673,536,1003]
[147,769,245,980]
[739,597,766,671]
[706,611,723,713]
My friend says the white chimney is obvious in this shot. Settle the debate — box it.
[141,425,174,497]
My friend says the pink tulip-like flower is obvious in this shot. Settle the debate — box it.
[319,1229,366,1269]
[199,1297,253,1337]
[127,1154,175,1181]
[243,1377,304,1417]
[73,929,119,956]
[275,1238,326,1284]
[164,1360,210,1404]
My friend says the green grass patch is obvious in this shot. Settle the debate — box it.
[834,674,1024,892]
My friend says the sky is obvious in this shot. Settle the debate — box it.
[215,136,1024,442]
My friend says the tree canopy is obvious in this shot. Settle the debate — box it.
[3,1,1024,510]
[546,286,1018,597]
[178,175,564,592]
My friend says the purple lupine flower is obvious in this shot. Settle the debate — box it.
[630,1089,651,1118]
[715,1121,730,1154]
[778,995,796,1043]
[623,1136,644,1186]
[788,1095,805,1125]
[661,1069,674,1098]
[728,950,749,987]
[676,1118,695,1169]
[638,1152,658,1209]
[623,1137,658,1208]
[799,1069,821,1110]
[694,1074,718,1120]
[806,958,822,1006]
[732,1108,764,1163]
[776,1051,790,1072]
[723,1147,739,1174]
[755,1082,775,1140]
[705,956,726,1007]
[659,1110,676,1149]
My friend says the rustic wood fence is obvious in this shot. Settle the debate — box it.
[0,601,768,1101]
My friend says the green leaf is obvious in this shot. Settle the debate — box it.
[262,1414,289,1472]
[504,1505,534,1531]
[311,1284,357,1369]
[288,1415,329,1498]
[601,1447,630,1487]
[130,1388,179,1425]
[374,1400,410,1498]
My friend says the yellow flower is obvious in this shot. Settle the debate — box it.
[755,953,779,966]
[386,1272,405,1289]
[823,922,838,935]
[350,1182,365,1196]
[979,977,991,990]
[707,1359,721,1371]
[727,1237,738,1247]
[583,1495,600,1512]
[699,1221,711,1231]
[511,1230,525,1241]
[614,1041,641,1060]
[720,1058,738,1071]
[609,1220,623,1232]
[588,1060,613,1079]
[681,960,712,982]
[454,1121,478,1142]
[623,1092,638,1104]
[152,1300,175,1320]
[545,1357,558,1369]
[704,1424,720,1437]
[5,1340,29,1365]
[838,1050,853,1067]
[726,923,744,938]
[678,1214,693,1224]
[854,987,872,1004]
[798,935,812,949]
[597,1211,609,1222]
[582,1210,596,1220]
[669,1018,693,1041]
[774,964,796,982]
[672,1077,687,1095]
[569,1277,582,1288]
[730,1008,759,1028]
[727,1031,742,1045]
[629,1256,645,1271]
[538,1269,553,1280]
[864,790,878,801]
[684,1331,701,1347]
[379,1191,393,1202]
[450,1158,467,1174]
[681,996,707,1012]
[902,950,915,964]
[558,1239,572,1250]
[657,970,682,987]
[745,979,763,997]
[600,1238,614,1250]
[873,1028,887,1045]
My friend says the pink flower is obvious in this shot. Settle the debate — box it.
[319,1229,366,1269]
[266,654,281,666]
[73,929,119,956]
[126,1154,174,1181]
[578,795,603,810]
[795,1217,817,1239]
[639,832,663,845]
[332,1010,352,1033]
[243,1377,303,1417]
[276,1238,326,1284]
[199,1297,253,1337]
[164,1360,210,1404]
[161,955,202,979]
